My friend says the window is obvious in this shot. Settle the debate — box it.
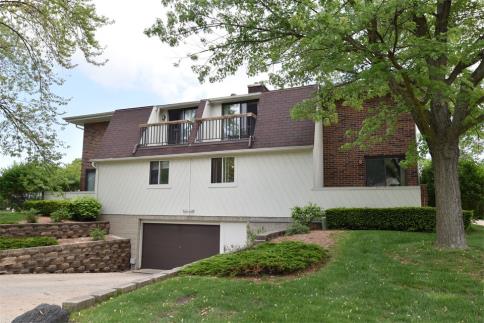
[211,157,235,183]
[85,169,96,191]
[149,161,169,185]
[365,156,406,186]
[222,101,258,139]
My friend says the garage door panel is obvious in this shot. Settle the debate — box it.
[141,223,220,270]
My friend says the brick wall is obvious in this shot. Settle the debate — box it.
[0,238,130,274]
[0,222,110,239]
[323,102,419,187]
[81,122,109,191]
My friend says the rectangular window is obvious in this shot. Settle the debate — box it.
[222,101,258,139]
[149,161,169,185]
[366,156,405,186]
[85,169,96,191]
[211,157,235,183]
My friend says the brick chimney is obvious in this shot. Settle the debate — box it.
[248,83,269,93]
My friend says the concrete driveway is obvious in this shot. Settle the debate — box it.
[0,271,151,323]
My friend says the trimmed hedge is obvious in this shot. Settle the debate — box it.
[181,241,327,277]
[23,197,101,221]
[23,200,69,216]
[0,236,58,250]
[326,207,473,232]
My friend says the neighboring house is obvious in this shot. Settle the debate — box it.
[65,84,423,270]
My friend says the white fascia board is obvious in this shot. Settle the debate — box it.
[91,145,313,163]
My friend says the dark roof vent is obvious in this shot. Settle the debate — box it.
[230,93,237,96]
[248,83,269,93]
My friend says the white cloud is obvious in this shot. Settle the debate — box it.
[78,0,266,103]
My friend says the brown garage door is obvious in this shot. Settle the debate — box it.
[141,223,220,270]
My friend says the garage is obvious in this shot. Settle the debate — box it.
[141,223,220,269]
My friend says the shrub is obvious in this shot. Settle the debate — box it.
[0,236,58,250]
[90,228,106,241]
[23,200,69,216]
[326,207,473,232]
[69,197,101,221]
[291,203,324,226]
[50,208,71,223]
[181,241,327,277]
[24,209,39,223]
[286,223,310,236]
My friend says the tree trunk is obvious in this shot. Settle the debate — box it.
[430,141,467,249]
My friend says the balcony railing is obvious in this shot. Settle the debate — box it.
[139,120,193,146]
[196,113,256,143]
[138,113,256,147]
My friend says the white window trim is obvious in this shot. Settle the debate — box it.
[209,156,237,188]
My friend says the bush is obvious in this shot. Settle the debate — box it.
[50,208,71,223]
[286,223,310,236]
[181,241,327,277]
[90,228,106,241]
[0,236,58,250]
[23,200,69,216]
[24,209,38,223]
[291,203,324,226]
[69,197,101,221]
[326,207,473,232]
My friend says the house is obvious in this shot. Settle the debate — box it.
[64,84,423,270]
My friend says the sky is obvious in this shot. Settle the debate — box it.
[0,0,263,167]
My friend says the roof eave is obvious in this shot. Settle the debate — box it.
[63,111,113,125]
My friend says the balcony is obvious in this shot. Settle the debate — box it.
[196,113,256,143]
[139,120,193,146]
[138,113,256,147]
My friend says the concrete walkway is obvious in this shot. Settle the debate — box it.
[475,220,484,226]
[0,271,152,323]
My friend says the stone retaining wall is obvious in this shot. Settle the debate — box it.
[0,238,130,274]
[0,221,110,239]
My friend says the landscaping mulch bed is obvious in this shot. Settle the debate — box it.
[272,230,342,249]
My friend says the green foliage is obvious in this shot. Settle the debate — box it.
[181,241,327,277]
[421,159,484,219]
[0,236,58,250]
[291,203,324,226]
[90,228,106,241]
[326,207,473,232]
[285,223,310,236]
[50,208,71,223]
[0,1,110,160]
[23,200,70,216]
[0,160,82,208]
[69,197,101,221]
[24,209,39,223]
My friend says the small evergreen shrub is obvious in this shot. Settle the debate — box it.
[181,241,327,277]
[0,236,58,250]
[24,209,39,223]
[286,222,310,236]
[50,208,71,223]
[326,207,473,232]
[90,228,106,241]
[69,197,101,221]
[23,200,69,216]
[291,203,324,226]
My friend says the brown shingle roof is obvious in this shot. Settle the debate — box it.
[93,85,316,160]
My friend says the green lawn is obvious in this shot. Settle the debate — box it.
[72,227,484,323]
[0,211,26,224]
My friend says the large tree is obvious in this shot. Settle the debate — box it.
[147,0,483,248]
[0,0,109,161]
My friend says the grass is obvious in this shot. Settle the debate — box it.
[0,236,58,250]
[181,241,327,277]
[72,227,483,323]
[0,210,27,224]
